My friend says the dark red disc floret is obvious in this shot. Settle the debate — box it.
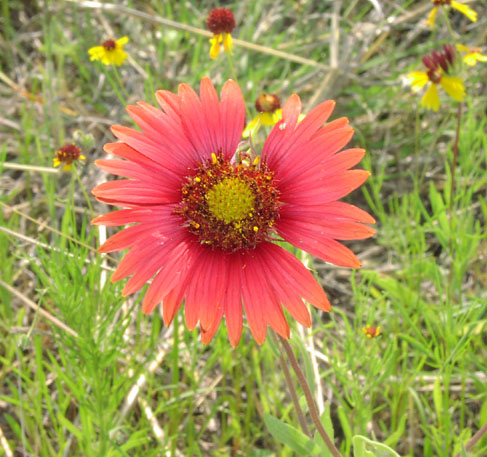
[102,39,116,50]
[206,8,236,34]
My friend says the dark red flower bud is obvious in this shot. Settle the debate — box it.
[255,93,281,113]
[443,44,456,66]
[422,55,436,71]
[437,54,449,73]
[206,8,236,34]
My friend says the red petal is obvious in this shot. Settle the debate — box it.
[224,254,243,347]
[92,180,175,206]
[278,223,362,268]
[220,79,246,159]
[98,223,157,253]
[262,243,331,311]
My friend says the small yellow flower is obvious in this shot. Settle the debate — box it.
[363,325,381,339]
[88,37,129,66]
[456,44,487,66]
[243,93,305,138]
[407,71,464,112]
[406,45,464,112]
[53,144,85,171]
[206,8,235,60]
[243,94,282,138]
[427,0,477,29]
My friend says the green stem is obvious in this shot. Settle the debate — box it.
[449,102,462,211]
[225,50,239,85]
[103,65,127,106]
[442,8,456,41]
[112,65,130,100]
[447,102,462,304]
[72,166,94,218]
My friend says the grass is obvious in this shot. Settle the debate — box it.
[1,0,487,456]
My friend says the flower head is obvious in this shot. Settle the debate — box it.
[427,0,477,28]
[406,45,465,111]
[244,93,306,138]
[456,44,487,66]
[363,325,381,338]
[92,78,375,346]
[206,8,235,59]
[243,93,283,138]
[88,37,129,66]
[53,144,85,171]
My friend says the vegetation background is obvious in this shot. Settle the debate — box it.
[1,0,486,456]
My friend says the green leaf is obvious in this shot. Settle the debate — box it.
[352,435,401,457]
[433,377,443,418]
[263,413,319,456]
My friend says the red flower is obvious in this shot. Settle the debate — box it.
[92,78,374,347]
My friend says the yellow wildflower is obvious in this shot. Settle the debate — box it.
[206,8,235,59]
[427,0,477,29]
[243,93,305,138]
[53,144,85,171]
[88,37,129,66]
[243,94,282,138]
[456,44,487,66]
[406,45,465,112]
[363,325,381,339]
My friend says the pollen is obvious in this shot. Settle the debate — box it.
[206,178,255,224]
[175,154,281,252]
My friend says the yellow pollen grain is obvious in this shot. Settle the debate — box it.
[211,153,217,164]
[206,177,255,224]
[195,177,201,182]
[252,157,260,166]
[253,226,259,232]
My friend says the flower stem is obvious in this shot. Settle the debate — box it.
[450,102,462,211]
[271,331,311,437]
[103,66,127,106]
[442,8,456,41]
[112,66,130,100]
[72,166,94,218]
[277,334,344,457]
[225,51,239,85]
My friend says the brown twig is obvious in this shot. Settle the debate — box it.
[278,335,343,457]
[0,280,78,338]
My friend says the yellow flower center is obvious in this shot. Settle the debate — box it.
[206,178,255,224]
